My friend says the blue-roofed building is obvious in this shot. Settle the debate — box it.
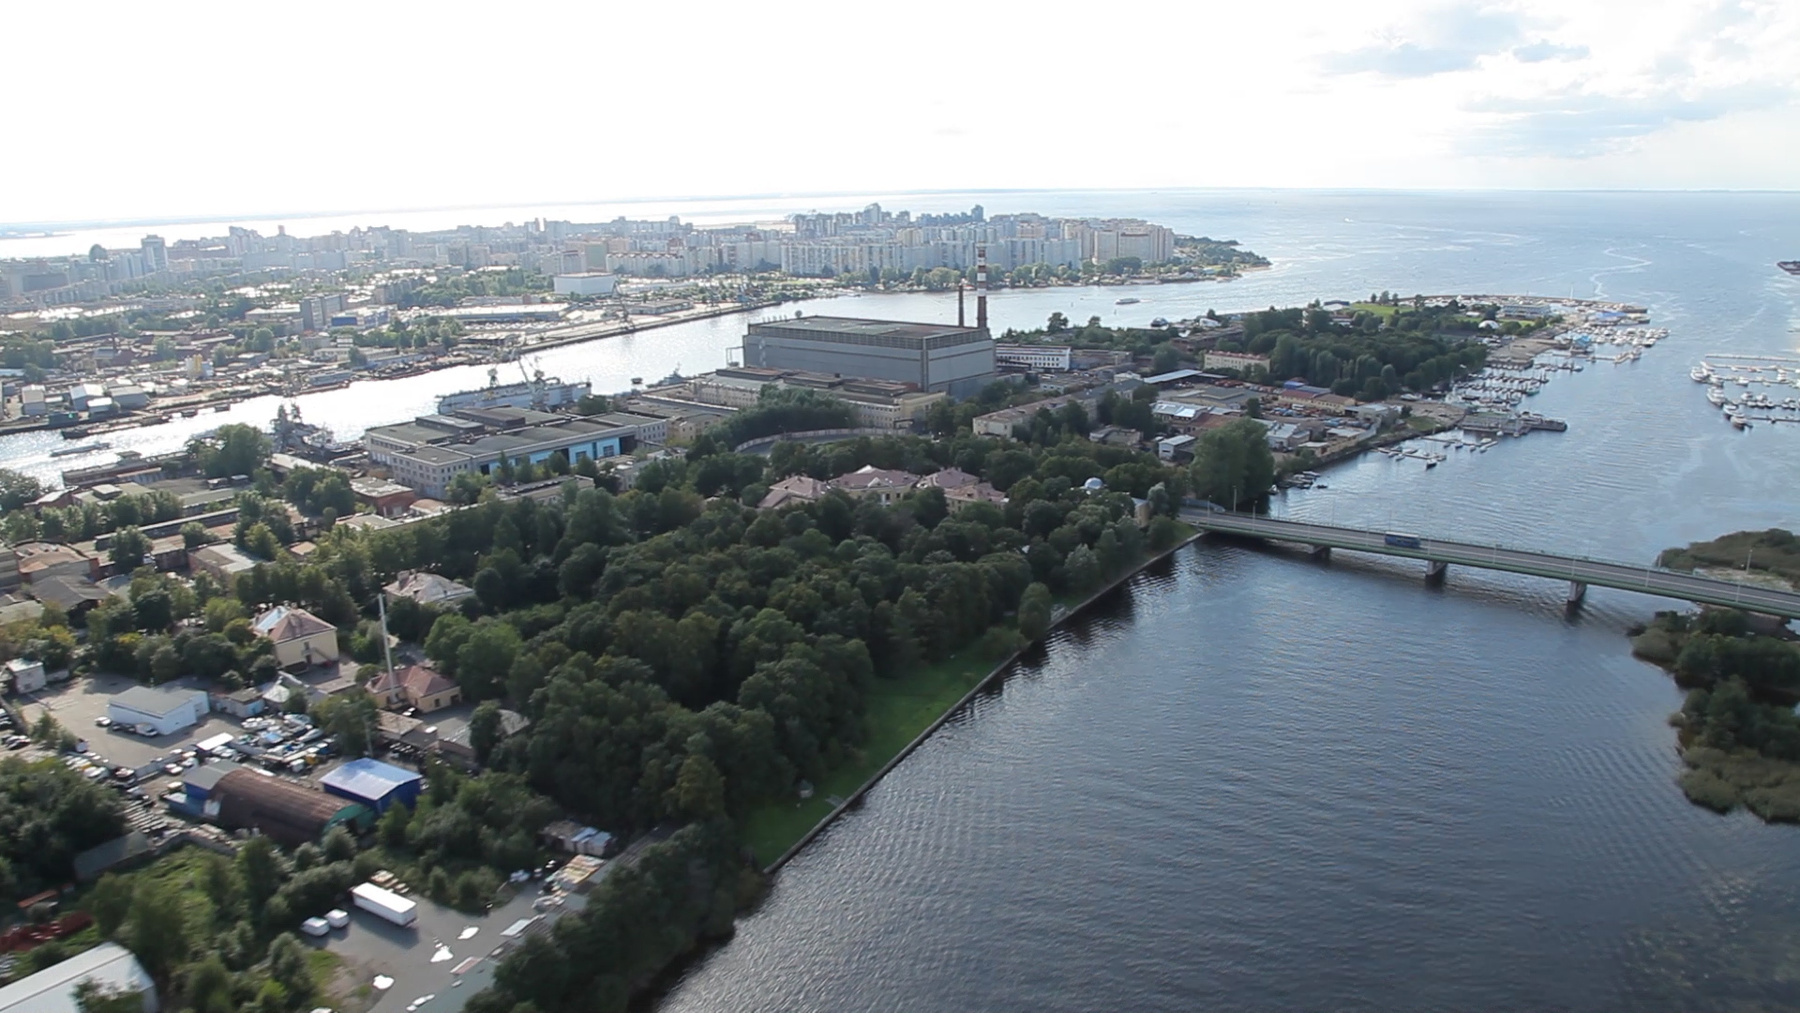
[319,757,422,813]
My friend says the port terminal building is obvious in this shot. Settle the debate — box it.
[743,315,996,397]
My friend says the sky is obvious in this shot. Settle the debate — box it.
[6,0,1797,226]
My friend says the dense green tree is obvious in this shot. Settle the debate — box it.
[0,467,44,511]
[191,424,270,478]
[108,526,151,571]
[1187,418,1276,510]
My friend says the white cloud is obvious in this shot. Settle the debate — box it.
[1322,5,1533,77]
[1,0,1795,226]
[1512,41,1590,62]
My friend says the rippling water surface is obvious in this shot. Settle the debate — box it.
[656,191,1800,1012]
[11,190,1800,1009]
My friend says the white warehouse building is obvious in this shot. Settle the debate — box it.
[0,941,159,1013]
[553,272,618,297]
[108,685,209,737]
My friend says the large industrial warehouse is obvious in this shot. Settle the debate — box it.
[743,315,996,397]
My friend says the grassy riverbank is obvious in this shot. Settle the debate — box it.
[745,528,1196,868]
[744,648,1006,866]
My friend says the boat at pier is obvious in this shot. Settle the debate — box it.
[50,441,111,457]
[1706,387,1728,407]
[1690,365,1712,382]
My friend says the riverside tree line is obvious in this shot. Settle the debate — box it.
[2,410,1223,1011]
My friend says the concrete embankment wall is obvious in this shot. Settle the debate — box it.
[764,528,1204,874]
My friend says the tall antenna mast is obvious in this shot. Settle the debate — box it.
[377,591,395,683]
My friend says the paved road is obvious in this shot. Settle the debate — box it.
[1182,511,1800,618]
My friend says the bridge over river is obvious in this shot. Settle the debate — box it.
[1180,511,1800,619]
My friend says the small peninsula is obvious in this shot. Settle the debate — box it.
[1634,530,1800,820]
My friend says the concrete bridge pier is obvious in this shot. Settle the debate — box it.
[1309,544,1331,562]
[1567,581,1588,607]
[1425,559,1449,585]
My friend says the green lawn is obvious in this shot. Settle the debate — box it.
[743,531,1197,868]
[744,649,1001,866]
[1350,302,1400,318]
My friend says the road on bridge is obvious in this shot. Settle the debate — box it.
[1180,511,1800,619]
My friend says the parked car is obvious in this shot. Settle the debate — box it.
[325,909,349,929]
[300,917,330,937]
[94,716,112,728]
[163,763,183,777]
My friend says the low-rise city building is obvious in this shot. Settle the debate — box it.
[757,474,830,510]
[1203,350,1271,374]
[252,605,340,668]
[828,465,920,504]
[943,481,1007,513]
[384,570,476,607]
[995,344,1073,371]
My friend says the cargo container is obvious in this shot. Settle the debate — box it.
[351,882,417,927]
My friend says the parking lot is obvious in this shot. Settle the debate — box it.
[311,872,592,1013]
[15,672,247,769]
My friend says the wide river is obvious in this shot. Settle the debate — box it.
[12,190,1800,1008]
[650,191,1800,1012]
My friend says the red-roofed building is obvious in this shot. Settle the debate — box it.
[757,474,830,510]
[944,482,1007,514]
[252,605,340,668]
[915,468,980,491]
[828,465,920,505]
[368,663,462,714]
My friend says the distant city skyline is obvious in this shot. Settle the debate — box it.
[9,0,1797,227]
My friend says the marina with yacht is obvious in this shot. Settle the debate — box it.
[1689,353,1800,429]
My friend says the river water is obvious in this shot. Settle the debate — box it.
[12,190,1800,1008]
[646,191,1800,1012]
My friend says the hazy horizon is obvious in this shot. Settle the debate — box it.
[10,0,1796,227]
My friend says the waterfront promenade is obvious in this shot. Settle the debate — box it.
[1182,510,1800,618]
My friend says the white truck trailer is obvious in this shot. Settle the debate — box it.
[351,882,418,927]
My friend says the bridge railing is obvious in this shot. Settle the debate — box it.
[1185,507,1784,599]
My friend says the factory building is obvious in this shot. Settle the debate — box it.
[743,315,996,398]
[363,406,650,498]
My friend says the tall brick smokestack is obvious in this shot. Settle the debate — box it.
[976,244,988,331]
